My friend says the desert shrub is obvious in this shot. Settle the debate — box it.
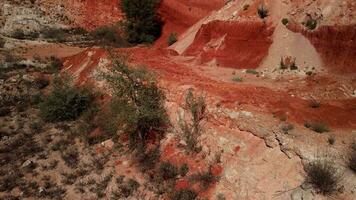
[0,37,5,48]
[12,29,25,39]
[121,0,163,44]
[306,71,313,76]
[232,76,243,82]
[305,159,342,195]
[280,123,294,134]
[348,144,356,173]
[39,74,94,122]
[34,76,50,89]
[192,169,217,189]
[167,32,178,46]
[257,5,268,19]
[217,193,226,200]
[305,18,317,30]
[116,179,140,198]
[61,147,79,168]
[246,69,258,75]
[304,122,330,133]
[41,27,67,42]
[180,163,189,176]
[179,89,206,153]
[327,135,335,145]
[171,189,197,200]
[159,162,179,180]
[281,18,289,25]
[308,99,320,108]
[136,146,161,171]
[91,26,128,47]
[243,4,250,11]
[46,56,63,73]
[101,56,168,148]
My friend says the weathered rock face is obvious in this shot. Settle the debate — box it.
[299,25,356,73]
[184,20,274,69]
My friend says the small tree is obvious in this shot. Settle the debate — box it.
[101,55,168,148]
[121,0,162,44]
[179,89,206,153]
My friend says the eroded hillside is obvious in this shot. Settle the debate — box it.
[1,0,356,200]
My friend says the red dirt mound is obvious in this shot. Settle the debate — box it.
[184,20,275,69]
[288,24,356,74]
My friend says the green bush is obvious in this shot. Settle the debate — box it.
[304,122,330,133]
[91,26,128,47]
[180,163,189,176]
[101,56,168,148]
[305,160,342,195]
[232,76,243,82]
[305,18,317,30]
[159,162,179,180]
[121,0,162,44]
[281,18,289,25]
[46,56,63,73]
[246,69,258,75]
[171,189,197,200]
[39,75,94,122]
[167,32,178,46]
[257,5,268,19]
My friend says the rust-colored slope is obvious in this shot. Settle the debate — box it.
[184,21,275,69]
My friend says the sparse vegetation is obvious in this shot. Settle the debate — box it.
[232,76,243,82]
[327,135,335,145]
[171,189,198,200]
[305,18,318,30]
[257,5,268,19]
[281,18,289,25]
[305,122,330,133]
[348,143,356,173]
[0,37,5,48]
[159,162,179,180]
[91,26,128,47]
[179,89,206,153]
[168,32,178,46]
[243,4,250,11]
[192,167,218,189]
[39,74,94,122]
[121,0,163,44]
[45,56,63,73]
[12,29,25,39]
[308,99,321,108]
[281,123,294,134]
[246,69,259,75]
[305,159,342,195]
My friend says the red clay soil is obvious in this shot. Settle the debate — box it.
[65,0,123,30]
[155,0,225,47]
[121,47,356,129]
[288,24,356,74]
[63,45,356,129]
[184,20,275,69]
